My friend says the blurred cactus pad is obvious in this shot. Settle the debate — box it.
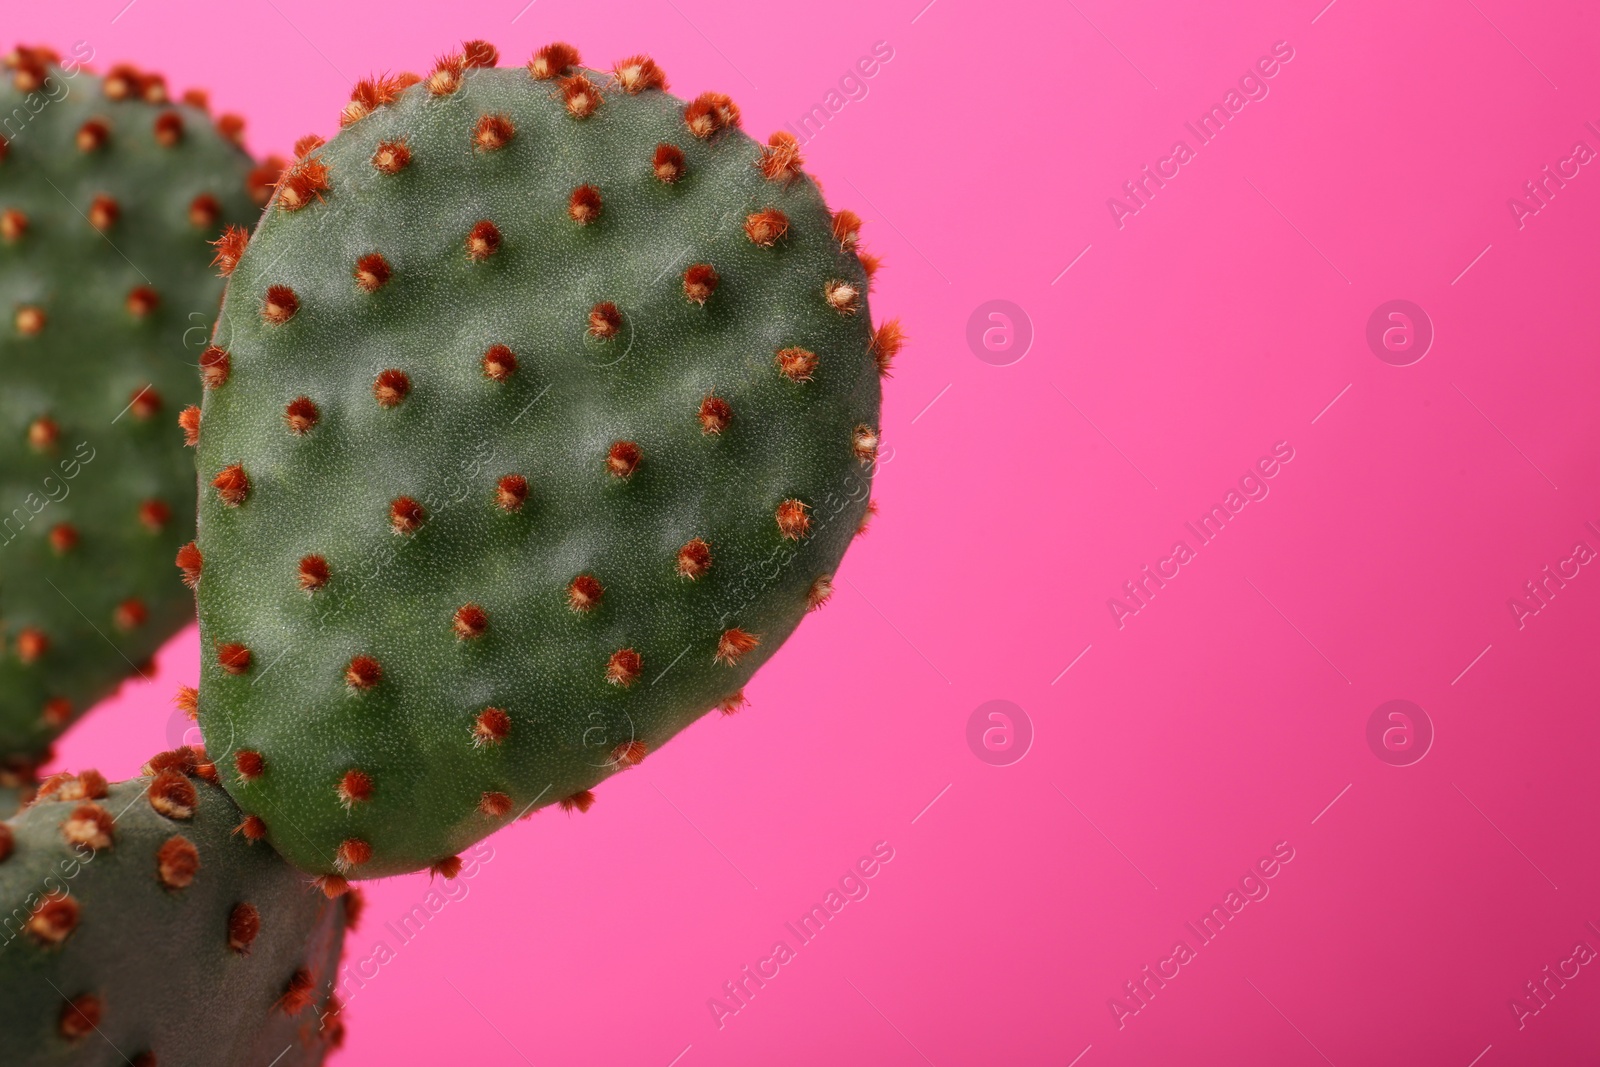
[0,45,265,774]
[193,41,900,878]
[0,757,349,1065]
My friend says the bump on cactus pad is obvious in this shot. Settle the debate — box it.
[194,42,898,878]
[0,756,349,1065]
[0,45,265,773]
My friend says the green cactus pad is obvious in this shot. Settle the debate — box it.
[0,46,265,771]
[194,42,896,877]
[0,757,349,1065]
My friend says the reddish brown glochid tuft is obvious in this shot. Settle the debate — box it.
[496,474,528,511]
[567,574,603,612]
[212,463,249,506]
[569,184,602,224]
[606,440,640,478]
[677,537,712,579]
[176,542,203,587]
[390,496,425,534]
[345,655,383,689]
[355,252,392,291]
[285,396,320,433]
[607,648,642,687]
[482,344,517,381]
[683,263,719,305]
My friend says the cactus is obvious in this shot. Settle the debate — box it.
[193,41,899,878]
[0,754,350,1064]
[0,45,270,774]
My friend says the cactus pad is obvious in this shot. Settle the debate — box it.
[194,42,897,877]
[0,757,349,1065]
[0,46,265,772]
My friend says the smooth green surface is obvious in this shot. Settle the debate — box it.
[198,66,878,877]
[0,772,345,1065]
[0,59,258,764]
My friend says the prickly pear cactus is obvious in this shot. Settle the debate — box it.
[194,40,900,879]
[0,46,266,772]
[0,756,349,1065]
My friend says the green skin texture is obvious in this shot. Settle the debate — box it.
[196,65,879,877]
[0,58,259,765]
[0,774,346,1065]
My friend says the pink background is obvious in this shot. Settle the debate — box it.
[19,0,1600,1062]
